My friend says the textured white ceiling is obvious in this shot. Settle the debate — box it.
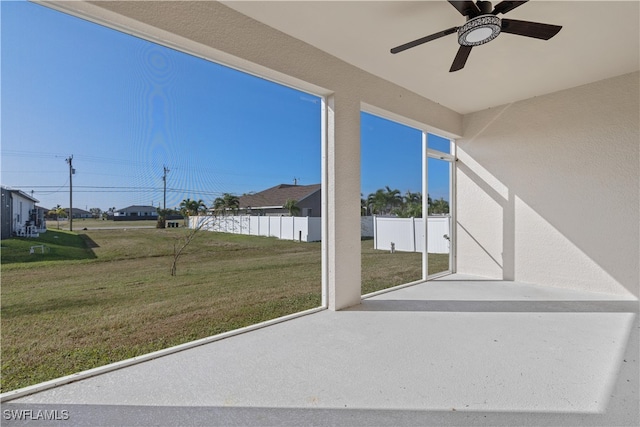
[222,1,639,114]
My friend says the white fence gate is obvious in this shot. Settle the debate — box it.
[372,216,450,254]
[190,215,322,242]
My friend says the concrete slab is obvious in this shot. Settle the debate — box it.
[3,276,638,426]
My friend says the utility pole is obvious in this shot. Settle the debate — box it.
[163,165,170,210]
[66,155,74,231]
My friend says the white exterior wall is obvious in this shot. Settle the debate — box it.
[13,193,35,233]
[456,72,639,297]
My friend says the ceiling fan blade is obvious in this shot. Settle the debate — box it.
[450,45,472,72]
[491,1,528,15]
[448,1,481,18]
[501,19,562,40]
[390,27,458,54]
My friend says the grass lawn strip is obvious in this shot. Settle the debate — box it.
[1,226,447,392]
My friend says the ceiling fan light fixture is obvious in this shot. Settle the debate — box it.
[458,15,501,46]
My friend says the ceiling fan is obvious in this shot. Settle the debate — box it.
[390,0,562,72]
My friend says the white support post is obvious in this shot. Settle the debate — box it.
[326,95,361,310]
[373,215,377,250]
[449,138,457,273]
[422,132,429,280]
[321,97,328,308]
[411,217,416,252]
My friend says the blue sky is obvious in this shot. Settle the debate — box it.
[1,1,450,211]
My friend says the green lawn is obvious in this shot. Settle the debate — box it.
[1,228,448,392]
[49,218,159,230]
[361,240,449,294]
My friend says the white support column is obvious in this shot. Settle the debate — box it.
[325,95,361,310]
[422,132,429,280]
[449,138,457,273]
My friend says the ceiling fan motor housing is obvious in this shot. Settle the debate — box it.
[458,15,502,46]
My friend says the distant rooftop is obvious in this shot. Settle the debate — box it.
[239,184,321,209]
[1,186,39,204]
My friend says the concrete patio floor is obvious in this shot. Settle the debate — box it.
[3,275,638,426]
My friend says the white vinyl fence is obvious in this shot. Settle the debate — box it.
[191,215,450,252]
[190,215,322,242]
[372,216,450,254]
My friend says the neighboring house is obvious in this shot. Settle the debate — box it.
[236,184,321,217]
[64,207,93,219]
[34,206,48,225]
[113,205,158,221]
[0,186,46,239]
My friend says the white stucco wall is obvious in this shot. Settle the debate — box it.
[12,193,36,232]
[456,72,639,297]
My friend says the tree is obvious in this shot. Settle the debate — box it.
[167,214,216,276]
[212,197,225,214]
[156,208,170,229]
[283,199,300,216]
[212,193,239,215]
[179,198,205,217]
[169,215,215,276]
[403,190,421,206]
[430,197,449,215]
[394,190,422,218]
[89,207,102,219]
[366,189,388,215]
[365,187,427,217]
[51,205,67,229]
[384,186,403,212]
[366,186,403,215]
[222,193,239,214]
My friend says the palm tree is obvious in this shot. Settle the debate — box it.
[51,204,66,229]
[366,189,387,215]
[366,186,408,215]
[431,197,449,215]
[180,198,205,217]
[397,190,422,218]
[403,190,421,206]
[198,202,208,216]
[222,193,239,214]
[283,199,300,216]
[384,186,403,211]
[212,197,226,215]
[212,193,240,215]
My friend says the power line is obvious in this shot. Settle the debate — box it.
[19,185,163,189]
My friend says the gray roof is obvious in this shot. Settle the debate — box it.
[64,208,92,215]
[118,205,158,213]
[238,184,321,209]
[2,186,40,203]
